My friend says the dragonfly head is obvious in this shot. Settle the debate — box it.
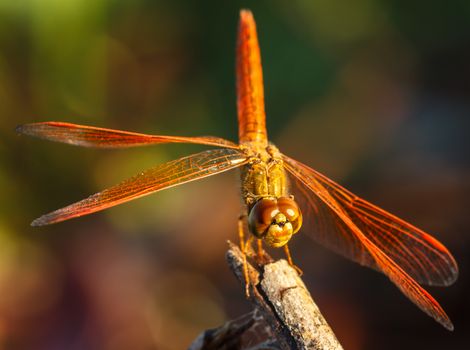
[248,197,302,248]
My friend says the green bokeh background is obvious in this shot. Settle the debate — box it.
[1,1,469,349]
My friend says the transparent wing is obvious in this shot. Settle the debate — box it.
[16,122,239,149]
[283,155,457,287]
[32,149,248,226]
[283,154,455,330]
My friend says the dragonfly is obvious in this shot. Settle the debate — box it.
[17,9,457,330]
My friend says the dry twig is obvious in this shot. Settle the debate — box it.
[189,242,343,350]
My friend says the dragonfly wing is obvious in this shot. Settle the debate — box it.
[16,122,239,149]
[283,155,457,287]
[283,155,455,330]
[32,149,248,226]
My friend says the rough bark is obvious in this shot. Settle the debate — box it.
[189,242,343,350]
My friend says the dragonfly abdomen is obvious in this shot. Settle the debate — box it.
[236,10,268,145]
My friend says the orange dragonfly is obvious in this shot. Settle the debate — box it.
[17,10,457,330]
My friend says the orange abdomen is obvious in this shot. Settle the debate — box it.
[236,10,268,145]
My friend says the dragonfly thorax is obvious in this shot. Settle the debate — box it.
[248,197,302,248]
[240,144,301,247]
[239,144,287,203]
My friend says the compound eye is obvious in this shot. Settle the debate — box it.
[248,198,279,237]
[277,197,302,233]
[277,197,300,221]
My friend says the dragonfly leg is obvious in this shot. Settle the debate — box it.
[283,244,303,276]
[238,216,252,297]
[256,239,264,261]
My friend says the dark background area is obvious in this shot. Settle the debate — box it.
[1,1,469,349]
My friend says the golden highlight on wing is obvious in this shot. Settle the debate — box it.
[31,149,248,226]
[16,122,239,149]
[283,155,455,330]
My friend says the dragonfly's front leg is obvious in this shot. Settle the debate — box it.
[238,215,254,297]
[283,244,303,276]
[256,239,264,261]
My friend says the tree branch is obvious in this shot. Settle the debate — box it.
[189,242,343,350]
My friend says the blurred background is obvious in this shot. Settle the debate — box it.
[1,0,469,349]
